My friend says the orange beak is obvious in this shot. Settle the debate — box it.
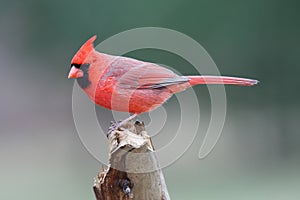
[68,66,84,79]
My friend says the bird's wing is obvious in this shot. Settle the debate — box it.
[107,57,188,89]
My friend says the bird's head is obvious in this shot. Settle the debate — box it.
[68,35,97,79]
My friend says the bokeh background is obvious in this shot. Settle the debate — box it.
[1,0,300,199]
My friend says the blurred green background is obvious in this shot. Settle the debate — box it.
[1,0,300,199]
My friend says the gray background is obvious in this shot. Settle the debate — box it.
[1,0,299,199]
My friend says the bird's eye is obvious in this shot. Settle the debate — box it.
[81,63,90,69]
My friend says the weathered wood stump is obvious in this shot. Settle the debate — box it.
[93,120,170,200]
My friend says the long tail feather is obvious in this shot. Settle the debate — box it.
[187,76,259,86]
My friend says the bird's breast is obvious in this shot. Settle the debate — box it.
[92,82,172,114]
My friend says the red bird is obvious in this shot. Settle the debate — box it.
[68,36,258,126]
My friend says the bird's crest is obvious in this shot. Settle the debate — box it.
[71,35,97,64]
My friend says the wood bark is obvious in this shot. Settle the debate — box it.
[93,120,170,200]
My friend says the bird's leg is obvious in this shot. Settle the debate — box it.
[118,113,138,127]
[108,113,138,136]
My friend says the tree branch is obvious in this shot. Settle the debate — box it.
[93,120,170,200]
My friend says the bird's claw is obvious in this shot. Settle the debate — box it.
[107,114,138,137]
[107,120,122,137]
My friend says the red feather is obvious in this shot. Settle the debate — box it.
[69,36,258,114]
[71,35,97,64]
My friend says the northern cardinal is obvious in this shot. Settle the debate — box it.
[68,36,258,126]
